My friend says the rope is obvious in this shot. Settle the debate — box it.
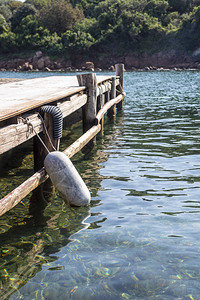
[38,113,57,151]
[19,115,56,153]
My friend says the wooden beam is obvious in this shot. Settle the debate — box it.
[57,94,87,118]
[115,64,124,110]
[63,124,101,158]
[77,73,97,133]
[95,93,125,124]
[107,77,116,118]
[97,85,105,132]
[96,82,112,96]
[115,64,124,90]
[0,94,87,156]
[0,114,42,155]
[0,168,48,217]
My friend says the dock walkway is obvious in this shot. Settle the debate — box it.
[0,75,112,122]
[0,65,125,217]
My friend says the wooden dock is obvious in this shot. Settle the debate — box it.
[0,64,125,216]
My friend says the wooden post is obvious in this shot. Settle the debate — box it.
[77,73,97,132]
[34,113,59,172]
[97,85,105,134]
[77,73,97,151]
[115,64,124,111]
[30,112,59,213]
[107,77,116,119]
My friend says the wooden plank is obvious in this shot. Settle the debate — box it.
[0,113,42,155]
[0,75,115,122]
[57,94,87,118]
[96,82,112,96]
[0,76,85,122]
[0,94,87,155]
[96,75,113,84]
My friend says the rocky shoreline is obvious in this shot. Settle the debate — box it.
[0,51,99,72]
[0,50,200,72]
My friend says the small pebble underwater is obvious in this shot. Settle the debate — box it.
[0,70,200,299]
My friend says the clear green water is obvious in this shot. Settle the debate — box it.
[0,70,200,299]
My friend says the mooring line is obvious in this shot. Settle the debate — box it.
[20,116,51,154]
[38,113,57,152]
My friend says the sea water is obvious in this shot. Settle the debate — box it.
[0,70,200,299]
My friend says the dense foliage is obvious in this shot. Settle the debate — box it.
[0,0,200,57]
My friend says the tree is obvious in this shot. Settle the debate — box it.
[144,0,169,18]
[25,0,49,10]
[10,3,37,30]
[0,4,12,21]
[0,31,16,53]
[38,0,83,35]
[9,1,22,13]
[62,29,95,52]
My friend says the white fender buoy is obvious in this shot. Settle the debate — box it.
[44,151,91,206]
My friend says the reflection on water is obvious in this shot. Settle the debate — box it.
[0,70,200,299]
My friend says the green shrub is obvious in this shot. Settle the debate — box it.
[0,14,9,34]
[0,4,12,21]
[0,31,16,53]
[62,30,95,52]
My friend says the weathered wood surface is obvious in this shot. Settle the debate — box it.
[0,76,85,122]
[0,94,87,155]
[0,75,117,122]
[0,78,23,84]
[107,77,116,118]
[0,168,48,217]
[57,93,87,118]
[0,113,42,155]
[77,73,97,133]
[115,64,124,111]
[95,93,126,124]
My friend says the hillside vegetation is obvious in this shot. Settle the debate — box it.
[0,0,200,63]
